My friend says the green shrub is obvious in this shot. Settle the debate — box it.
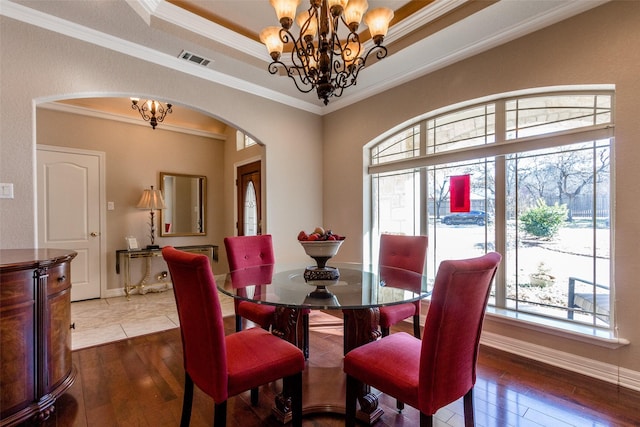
[520,199,568,238]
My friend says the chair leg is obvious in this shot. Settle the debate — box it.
[303,312,310,359]
[343,312,349,354]
[235,314,242,332]
[413,314,421,339]
[180,373,194,427]
[420,412,434,427]
[396,399,405,412]
[250,387,259,406]
[213,400,227,427]
[463,388,474,427]
[345,375,358,427]
[381,326,390,337]
[283,372,303,427]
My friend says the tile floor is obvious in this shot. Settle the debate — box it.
[70,288,235,350]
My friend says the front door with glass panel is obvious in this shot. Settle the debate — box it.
[237,160,262,236]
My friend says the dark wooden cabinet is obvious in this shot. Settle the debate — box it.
[0,249,77,426]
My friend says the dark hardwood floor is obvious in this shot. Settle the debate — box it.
[24,312,640,427]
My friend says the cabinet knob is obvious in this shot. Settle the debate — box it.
[70,323,75,330]
[90,232,100,237]
[57,275,66,282]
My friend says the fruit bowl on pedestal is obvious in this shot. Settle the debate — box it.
[299,239,344,298]
[300,240,343,268]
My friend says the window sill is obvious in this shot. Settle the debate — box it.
[485,307,629,349]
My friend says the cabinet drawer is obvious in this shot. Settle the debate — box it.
[0,269,34,306]
[47,263,70,295]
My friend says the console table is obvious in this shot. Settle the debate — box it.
[0,249,77,426]
[116,245,217,298]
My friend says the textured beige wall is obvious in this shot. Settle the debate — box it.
[0,16,323,267]
[323,1,640,373]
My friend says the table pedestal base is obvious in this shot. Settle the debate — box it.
[270,307,383,424]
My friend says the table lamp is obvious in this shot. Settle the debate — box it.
[136,185,166,249]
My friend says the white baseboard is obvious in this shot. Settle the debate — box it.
[481,331,640,392]
[103,282,173,299]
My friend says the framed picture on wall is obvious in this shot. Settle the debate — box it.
[125,236,139,251]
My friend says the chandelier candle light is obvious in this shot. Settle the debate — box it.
[260,0,393,105]
[130,98,172,129]
[136,185,166,249]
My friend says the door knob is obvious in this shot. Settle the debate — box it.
[90,232,100,237]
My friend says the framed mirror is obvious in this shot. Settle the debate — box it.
[160,172,206,236]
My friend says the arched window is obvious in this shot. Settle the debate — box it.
[369,89,613,330]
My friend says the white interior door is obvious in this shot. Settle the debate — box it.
[37,146,104,301]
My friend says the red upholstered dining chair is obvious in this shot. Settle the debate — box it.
[224,235,277,333]
[378,234,428,338]
[162,246,304,427]
[344,252,502,427]
[224,235,311,359]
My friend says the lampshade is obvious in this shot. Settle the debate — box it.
[364,7,394,43]
[260,26,284,59]
[136,185,165,249]
[270,0,301,28]
[343,0,368,29]
[137,186,166,210]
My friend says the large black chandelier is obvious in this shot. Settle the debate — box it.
[260,0,393,105]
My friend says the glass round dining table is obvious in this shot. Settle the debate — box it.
[216,262,431,424]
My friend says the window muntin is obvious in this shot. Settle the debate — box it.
[370,90,613,330]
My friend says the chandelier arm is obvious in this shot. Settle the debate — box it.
[267,59,316,94]
[132,103,151,122]
[334,45,386,92]
[278,27,314,77]
[285,67,317,93]
[360,44,389,66]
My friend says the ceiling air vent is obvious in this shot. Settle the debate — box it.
[179,50,212,67]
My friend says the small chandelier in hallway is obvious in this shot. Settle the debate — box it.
[260,0,393,105]
[130,98,172,129]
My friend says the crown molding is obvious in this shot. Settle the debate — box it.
[38,101,227,140]
[149,0,267,61]
[1,0,609,115]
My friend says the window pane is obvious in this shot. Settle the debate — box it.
[244,134,257,148]
[427,159,495,282]
[427,105,495,154]
[504,140,610,326]
[243,181,258,236]
[371,126,420,165]
[506,94,612,139]
[372,169,421,236]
